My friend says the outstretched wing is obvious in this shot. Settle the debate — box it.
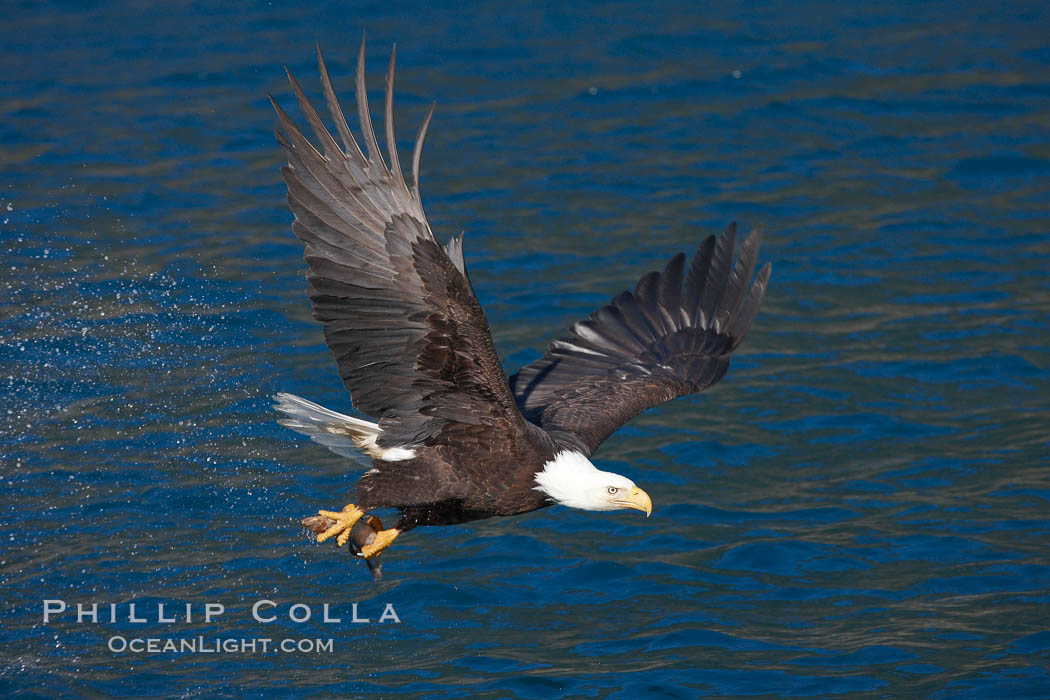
[273,39,525,449]
[509,224,770,455]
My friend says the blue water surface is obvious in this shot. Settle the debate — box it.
[3,1,1049,697]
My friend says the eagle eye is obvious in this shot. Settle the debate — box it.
[608,487,619,494]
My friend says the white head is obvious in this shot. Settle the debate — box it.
[534,451,653,515]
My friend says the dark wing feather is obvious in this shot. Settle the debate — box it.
[274,40,528,449]
[509,224,770,455]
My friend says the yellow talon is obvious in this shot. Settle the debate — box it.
[314,504,364,546]
[358,528,401,558]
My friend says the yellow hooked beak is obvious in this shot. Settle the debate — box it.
[615,486,653,517]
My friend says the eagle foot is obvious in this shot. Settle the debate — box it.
[313,503,365,546]
[358,528,401,559]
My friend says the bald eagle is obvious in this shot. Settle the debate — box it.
[271,39,771,572]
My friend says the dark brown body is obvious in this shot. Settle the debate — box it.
[355,424,558,530]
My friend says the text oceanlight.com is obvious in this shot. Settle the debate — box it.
[107,636,333,654]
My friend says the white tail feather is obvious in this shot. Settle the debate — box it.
[273,392,415,463]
